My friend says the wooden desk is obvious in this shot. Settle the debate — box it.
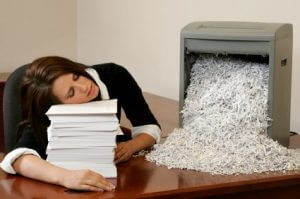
[121,92,179,137]
[2,153,300,199]
[1,92,300,198]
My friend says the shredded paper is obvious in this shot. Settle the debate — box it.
[146,54,300,175]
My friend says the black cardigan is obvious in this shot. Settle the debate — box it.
[14,63,160,159]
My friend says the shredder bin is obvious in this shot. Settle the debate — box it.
[179,21,293,147]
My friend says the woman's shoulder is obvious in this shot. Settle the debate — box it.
[90,63,130,77]
[91,63,124,70]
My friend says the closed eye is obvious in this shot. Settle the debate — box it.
[68,87,75,98]
[67,74,79,98]
[73,74,80,81]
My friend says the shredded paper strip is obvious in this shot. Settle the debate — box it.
[146,54,300,175]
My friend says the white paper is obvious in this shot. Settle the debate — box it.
[46,99,117,115]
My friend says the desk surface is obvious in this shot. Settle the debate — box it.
[2,153,300,199]
[121,92,179,138]
[1,92,300,199]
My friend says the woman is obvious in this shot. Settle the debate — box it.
[0,56,161,191]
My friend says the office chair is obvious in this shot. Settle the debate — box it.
[3,64,28,153]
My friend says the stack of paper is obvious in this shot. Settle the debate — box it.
[45,99,118,178]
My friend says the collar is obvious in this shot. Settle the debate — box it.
[85,68,110,100]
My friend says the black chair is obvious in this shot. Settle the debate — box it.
[3,64,28,152]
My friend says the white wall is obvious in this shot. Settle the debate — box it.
[0,0,77,72]
[1,1,298,132]
[77,0,300,133]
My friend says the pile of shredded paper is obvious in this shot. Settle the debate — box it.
[146,54,300,175]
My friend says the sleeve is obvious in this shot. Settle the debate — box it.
[13,126,47,158]
[0,126,46,174]
[132,124,161,143]
[0,148,40,174]
[115,65,162,143]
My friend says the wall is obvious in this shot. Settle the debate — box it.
[1,1,298,133]
[0,0,77,72]
[77,0,300,133]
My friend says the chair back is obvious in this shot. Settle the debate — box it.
[3,65,28,152]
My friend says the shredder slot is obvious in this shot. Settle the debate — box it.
[185,39,270,55]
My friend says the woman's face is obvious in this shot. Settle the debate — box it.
[52,73,100,104]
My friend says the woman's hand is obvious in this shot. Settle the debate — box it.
[114,133,156,164]
[115,142,134,164]
[60,169,115,192]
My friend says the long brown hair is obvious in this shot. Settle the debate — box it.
[18,56,91,147]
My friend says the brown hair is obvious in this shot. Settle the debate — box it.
[18,56,92,147]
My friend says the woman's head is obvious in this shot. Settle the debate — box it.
[52,70,100,104]
[19,56,99,143]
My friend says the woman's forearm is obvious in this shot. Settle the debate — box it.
[128,133,156,153]
[13,154,66,185]
[12,154,115,191]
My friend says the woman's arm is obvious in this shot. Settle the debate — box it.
[115,133,155,164]
[93,64,161,163]
[13,154,115,191]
